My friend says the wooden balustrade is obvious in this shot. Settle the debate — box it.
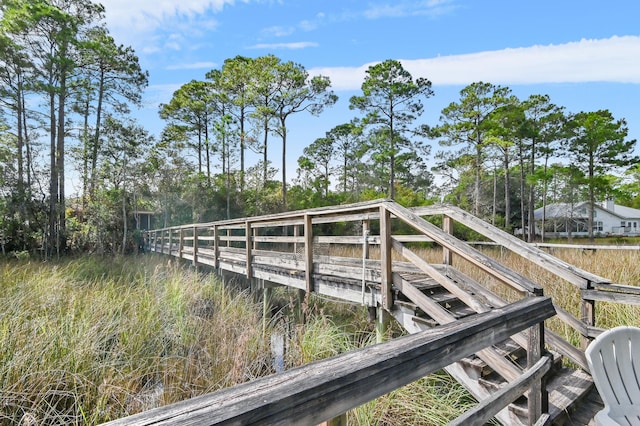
[136,199,640,424]
[102,297,556,426]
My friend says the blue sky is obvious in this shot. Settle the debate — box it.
[97,0,640,184]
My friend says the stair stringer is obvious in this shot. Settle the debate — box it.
[391,303,527,426]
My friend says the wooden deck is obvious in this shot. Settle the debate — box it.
[129,199,640,425]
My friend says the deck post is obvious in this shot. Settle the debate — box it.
[376,304,392,343]
[580,283,595,349]
[443,215,453,266]
[213,224,220,270]
[379,205,392,310]
[245,221,253,280]
[178,228,184,260]
[192,226,198,267]
[527,290,548,425]
[362,220,370,305]
[304,213,313,294]
[293,224,300,255]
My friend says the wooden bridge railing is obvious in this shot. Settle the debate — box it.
[148,199,546,305]
[138,198,640,423]
[146,199,635,371]
[412,204,640,367]
[102,296,556,426]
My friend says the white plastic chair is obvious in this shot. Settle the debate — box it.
[586,326,640,425]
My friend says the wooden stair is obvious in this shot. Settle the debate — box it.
[390,264,594,426]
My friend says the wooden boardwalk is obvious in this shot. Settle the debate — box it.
[125,199,640,425]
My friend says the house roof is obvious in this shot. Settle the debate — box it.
[533,203,588,220]
[606,204,640,219]
[534,202,640,221]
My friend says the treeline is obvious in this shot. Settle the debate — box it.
[0,0,638,256]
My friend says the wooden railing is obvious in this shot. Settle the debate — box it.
[138,198,640,423]
[102,297,556,426]
[411,204,640,366]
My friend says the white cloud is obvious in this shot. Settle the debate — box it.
[363,0,457,19]
[310,36,640,91]
[99,0,232,49]
[249,41,319,50]
[262,25,295,38]
[166,61,218,70]
[100,0,233,30]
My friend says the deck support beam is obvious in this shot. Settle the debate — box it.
[304,213,313,294]
[192,226,198,267]
[376,305,391,343]
[379,205,392,310]
[443,214,453,266]
[527,290,548,425]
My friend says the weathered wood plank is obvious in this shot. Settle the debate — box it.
[385,202,541,294]
[380,206,392,309]
[450,355,552,426]
[392,239,490,313]
[391,272,524,383]
[545,330,589,371]
[593,282,640,294]
[101,297,555,426]
[582,288,640,305]
[411,204,609,287]
[304,214,313,293]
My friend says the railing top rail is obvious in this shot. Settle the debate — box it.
[151,199,387,232]
[100,296,555,426]
[384,201,543,294]
[412,204,610,288]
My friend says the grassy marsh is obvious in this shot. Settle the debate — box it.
[0,246,637,425]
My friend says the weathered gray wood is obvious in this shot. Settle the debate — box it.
[393,273,454,325]
[582,288,640,306]
[101,297,554,426]
[392,239,490,313]
[385,202,541,294]
[380,205,392,309]
[412,204,610,287]
[580,292,595,349]
[443,214,453,266]
[178,229,184,259]
[533,242,640,251]
[213,224,219,269]
[304,213,313,293]
[192,226,198,266]
[252,235,304,244]
[450,355,552,426]
[391,272,524,383]
[545,329,589,371]
[528,316,547,425]
[245,221,252,280]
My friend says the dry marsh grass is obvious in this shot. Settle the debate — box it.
[0,256,270,424]
[1,245,638,425]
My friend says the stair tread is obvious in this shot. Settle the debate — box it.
[546,367,595,422]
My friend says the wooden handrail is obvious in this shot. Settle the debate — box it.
[101,297,555,426]
[450,355,553,426]
[411,204,610,288]
[145,199,630,367]
[383,201,543,295]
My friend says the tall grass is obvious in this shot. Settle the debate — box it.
[0,256,270,424]
[1,246,638,425]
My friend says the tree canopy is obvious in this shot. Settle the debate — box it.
[0,1,638,256]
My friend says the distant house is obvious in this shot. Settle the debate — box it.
[532,200,640,237]
[133,210,155,231]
